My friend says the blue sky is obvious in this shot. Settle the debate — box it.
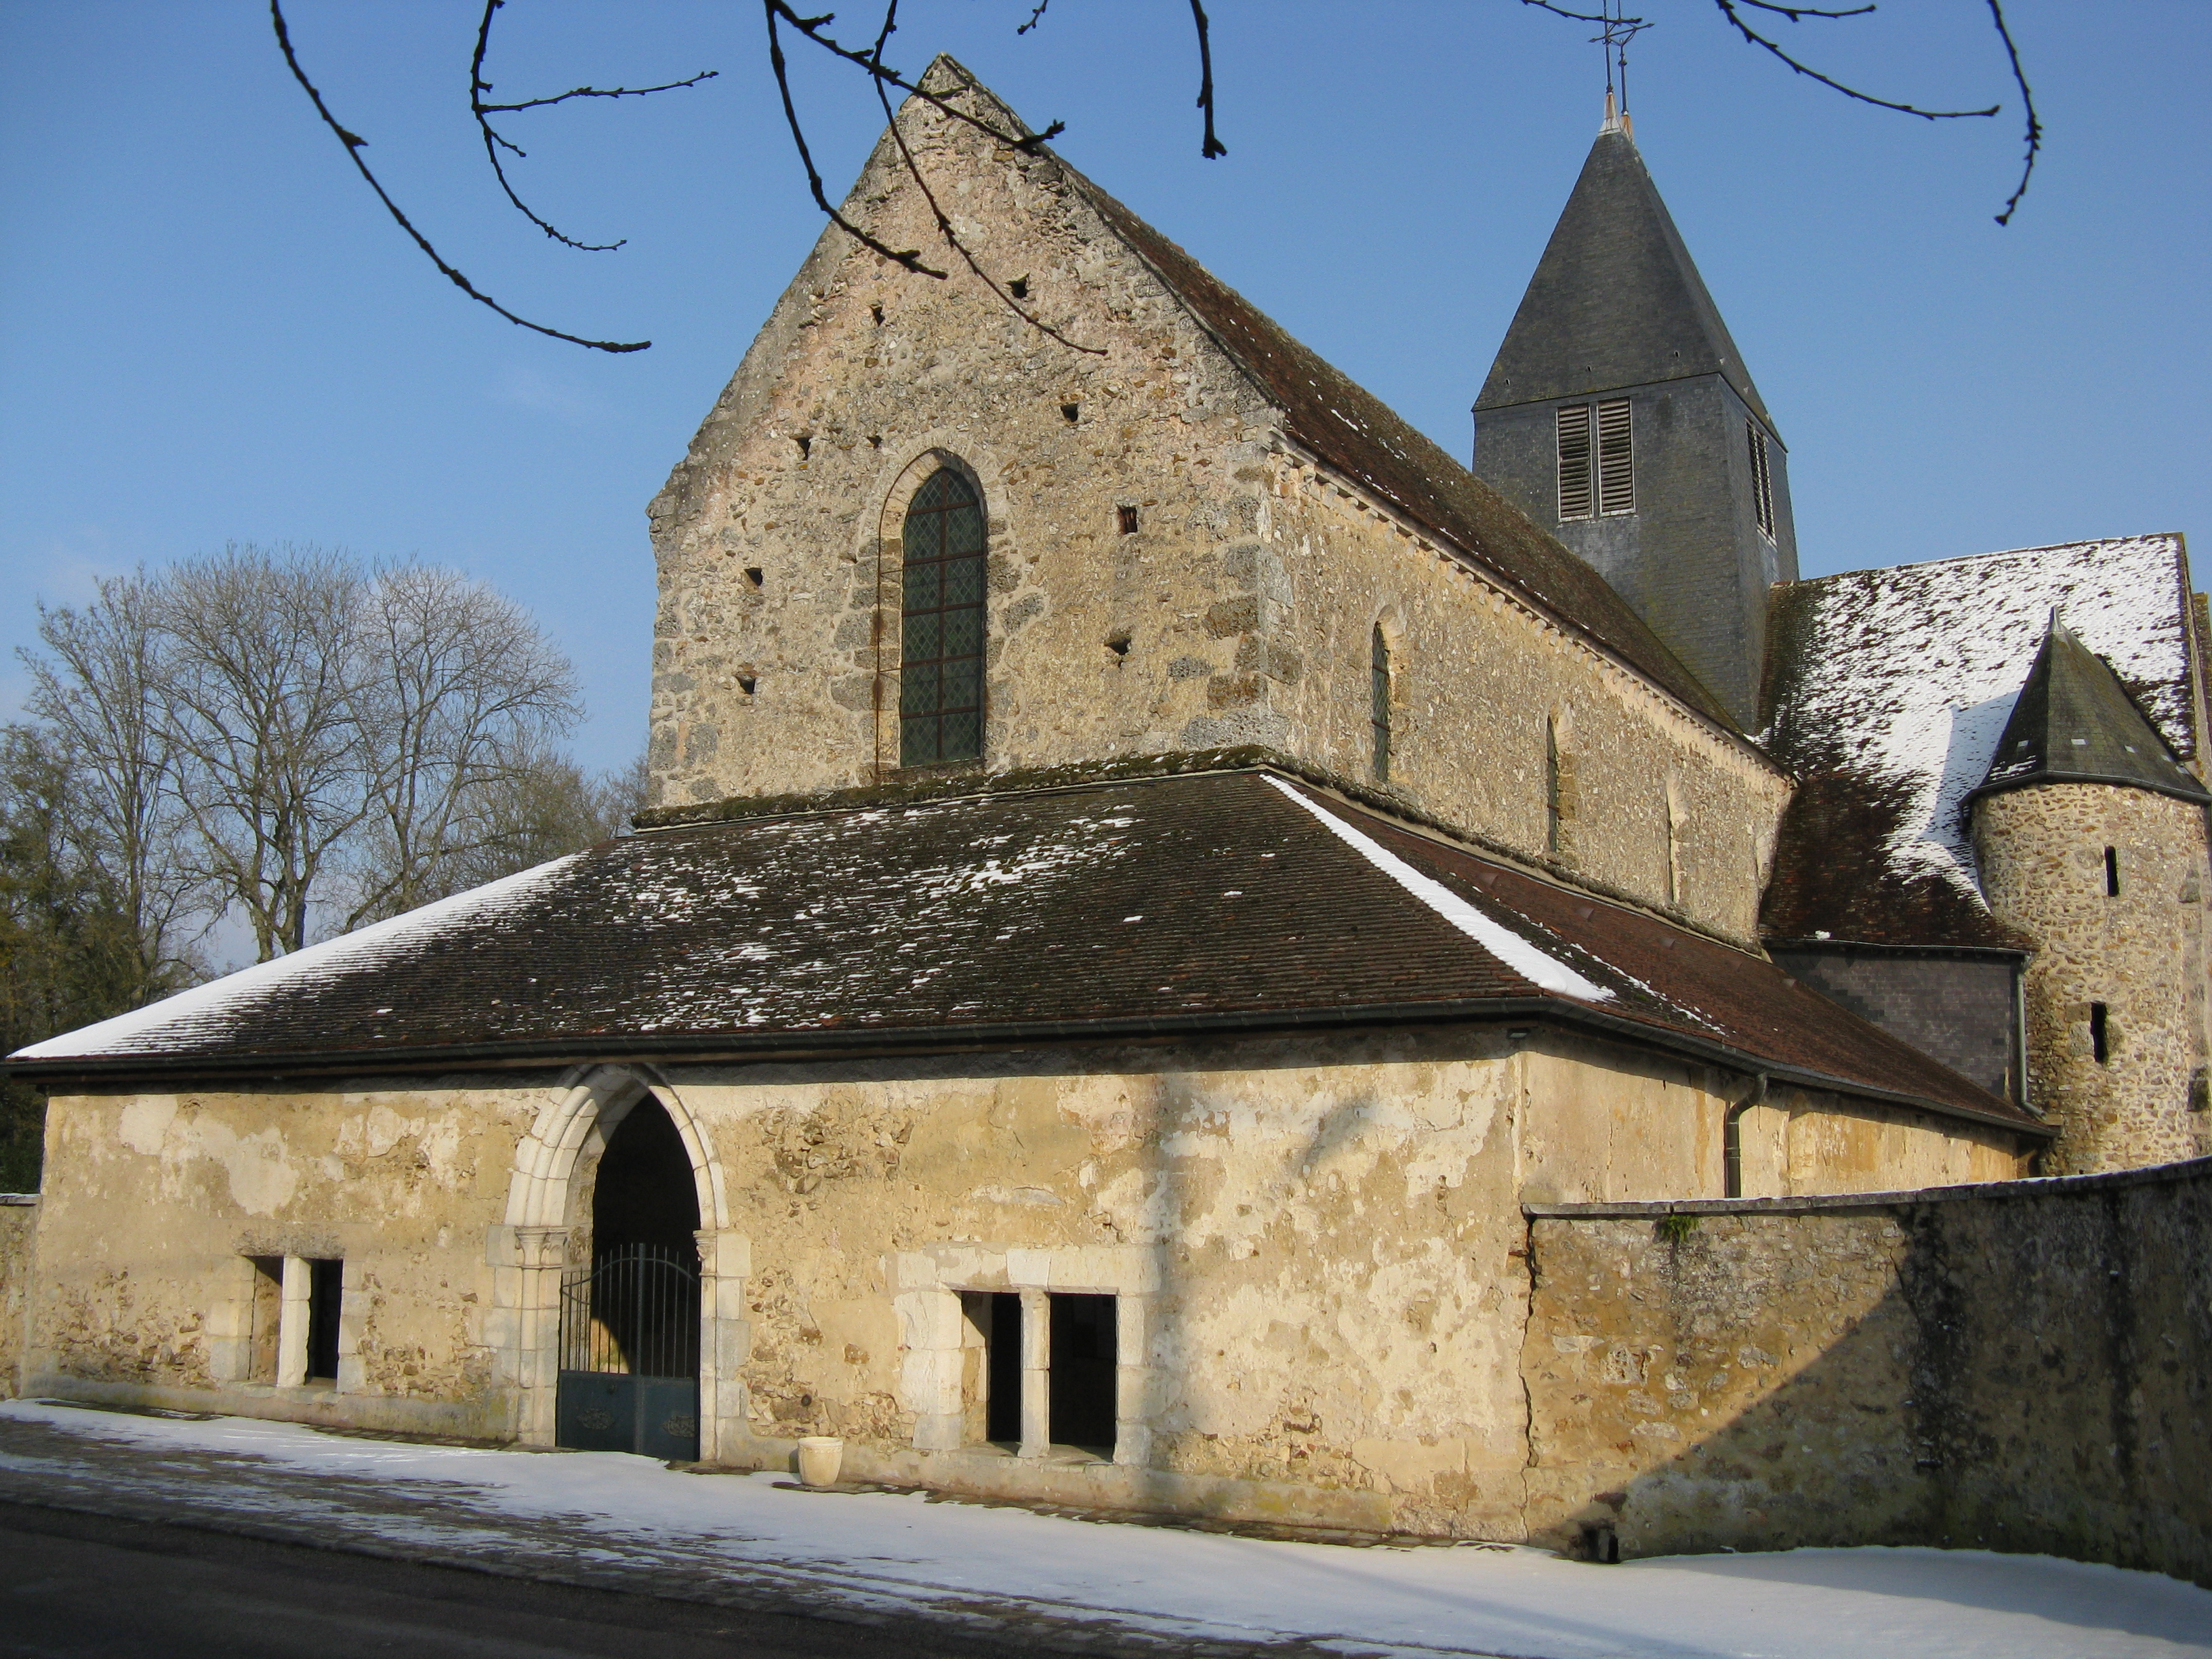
[3,1,2205,775]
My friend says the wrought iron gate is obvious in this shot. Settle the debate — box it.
[554,1244,700,1460]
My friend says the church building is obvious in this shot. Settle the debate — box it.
[5,62,2202,1549]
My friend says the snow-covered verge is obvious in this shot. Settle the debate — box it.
[1,1400,2205,1658]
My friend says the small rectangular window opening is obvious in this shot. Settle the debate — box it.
[247,1256,283,1383]
[1046,1292,1117,1454]
[984,1292,1023,1446]
[2104,846,2121,896]
[2090,1002,2110,1065]
[1748,421,1776,539]
[1117,504,1140,535]
[1596,399,1634,516]
[1722,1107,1746,1200]
[1556,405,1593,520]
[306,1258,343,1383]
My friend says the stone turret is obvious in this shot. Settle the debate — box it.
[1473,111,1796,729]
[1968,613,2212,1172]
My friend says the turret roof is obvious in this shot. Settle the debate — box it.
[1475,125,1773,428]
[1973,613,2210,804]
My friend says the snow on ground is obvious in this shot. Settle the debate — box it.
[2,1400,2206,1658]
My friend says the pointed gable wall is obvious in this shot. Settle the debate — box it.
[645,62,1788,943]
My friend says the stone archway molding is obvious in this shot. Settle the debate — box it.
[489,1065,750,1456]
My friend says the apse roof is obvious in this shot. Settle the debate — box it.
[1475,125,1773,428]
[1761,535,2202,948]
[1973,614,2209,804]
[10,768,2039,1136]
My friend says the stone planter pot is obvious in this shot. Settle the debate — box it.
[796,1435,844,1488]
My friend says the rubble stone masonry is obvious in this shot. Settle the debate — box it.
[643,70,1786,946]
[1523,1158,2212,1584]
[1973,783,2212,1172]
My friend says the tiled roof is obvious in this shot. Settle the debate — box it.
[1475,127,1774,429]
[1052,148,1737,731]
[10,771,2040,1136]
[1760,536,2200,948]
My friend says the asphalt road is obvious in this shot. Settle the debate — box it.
[0,1500,1006,1659]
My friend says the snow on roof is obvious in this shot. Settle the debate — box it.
[1762,536,2197,943]
[14,855,588,1061]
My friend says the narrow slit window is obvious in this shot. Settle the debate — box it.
[1748,420,1776,539]
[1545,714,1574,856]
[1370,626,1392,783]
[2104,846,2121,896]
[2090,1002,2110,1065]
[306,1258,343,1383]
[1723,1109,1745,1200]
[899,468,987,766]
[1556,405,1593,520]
[1117,504,1140,535]
[1597,398,1634,516]
[1046,1292,1118,1454]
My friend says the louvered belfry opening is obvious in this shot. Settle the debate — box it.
[1555,403,1594,520]
[900,466,987,766]
[1596,398,1634,516]
[1747,420,1776,539]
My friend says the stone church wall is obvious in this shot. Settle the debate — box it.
[20,1082,546,1437]
[0,1195,34,1398]
[1974,783,2212,1172]
[16,1028,2024,1538]
[643,75,1788,945]
[1521,1158,2212,1585]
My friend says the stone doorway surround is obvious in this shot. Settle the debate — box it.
[487,1065,750,1461]
[892,1244,1162,1467]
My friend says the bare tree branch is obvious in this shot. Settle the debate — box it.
[469,0,716,254]
[1016,0,1052,36]
[1734,1,1875,20]
[268,0,651,351]
[1982,0,2040,226]
[1708,0,1999,120]
[863,2,1105,352]
[1189,1,1227,159]
[764,1,945,277]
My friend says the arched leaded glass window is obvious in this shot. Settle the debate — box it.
[899,467,987,766]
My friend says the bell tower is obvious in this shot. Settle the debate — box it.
[1473,109,1795,729]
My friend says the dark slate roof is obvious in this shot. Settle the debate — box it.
[1760,536,2201,948]
[1046,129,1736,731]
[1475,126,1772,428]
[9,770,2040,1136]
[1973,614,2210,803]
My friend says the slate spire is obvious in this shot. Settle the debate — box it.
[1470,119,1797,731]
[1972,611,2210,804]
[1476,125,1771,425]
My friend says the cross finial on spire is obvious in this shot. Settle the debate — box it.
[1591,1,1650,136]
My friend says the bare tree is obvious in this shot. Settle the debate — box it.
[22,574,205,1002]
[419,744,647,903]
[266,0,2040,355]
[346,564,581,924]
[152,544,375,960]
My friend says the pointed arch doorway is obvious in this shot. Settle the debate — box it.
[554,1092,702,1459]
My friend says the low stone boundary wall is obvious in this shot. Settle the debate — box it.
[1523,1158,2211,1583]
[0,1196,35,1399]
